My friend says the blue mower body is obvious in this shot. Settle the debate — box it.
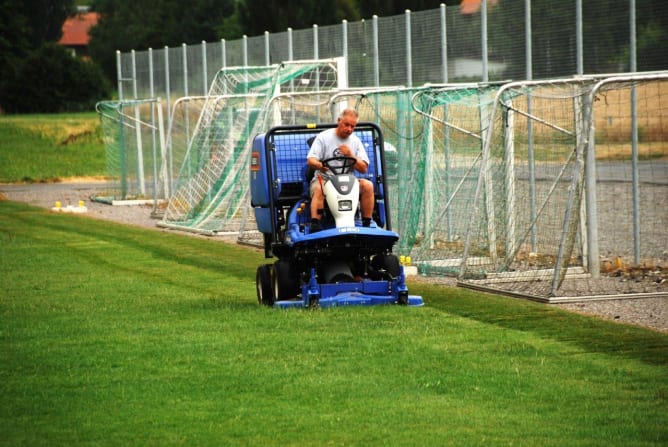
[250,122,423,308]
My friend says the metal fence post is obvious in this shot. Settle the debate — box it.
[342,19,348,71]
[584,91,600,278]
[576,0,583,75]
[164,45,172,192]
[221,39,226,69]
[116,50,124,100]
[405,10,412,88]
[149,47,159,203]
[313,25,321,121]
[440,4,448,84]
[630,0,640,264]
[526,0,537,250]
[372,15,379,87]
[202,41,208,96]
[164,46,170,118]
[132,49,146,195]
[243,35,248,67]
[481,0,488,82]
[221,39,227,94]
[182,43,188,97]
[148,48,154,99]
[181,43,191,208]
[525,0,532,81]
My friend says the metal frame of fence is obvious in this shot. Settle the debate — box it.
[115,1,654,106]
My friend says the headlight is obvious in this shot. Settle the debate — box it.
[338,200,353,211]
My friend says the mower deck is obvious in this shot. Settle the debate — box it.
[274,292,425,309]
[272,267,424,309]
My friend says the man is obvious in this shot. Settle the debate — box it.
[306,108,374,231]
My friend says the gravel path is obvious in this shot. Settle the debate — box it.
[1,180,666,333]
[0,180,159,229]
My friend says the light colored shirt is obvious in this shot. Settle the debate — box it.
[307,128,369,181]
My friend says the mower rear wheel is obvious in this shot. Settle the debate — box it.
[256,264,274,306]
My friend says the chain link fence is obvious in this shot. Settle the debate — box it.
[117,2,663,103]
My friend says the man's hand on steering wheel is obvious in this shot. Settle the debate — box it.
[321,156,357,175]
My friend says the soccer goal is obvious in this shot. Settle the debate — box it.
[416,74,667,301]
[95,98,167,205]
[158,58,347,236]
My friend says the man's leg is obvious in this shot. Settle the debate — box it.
[310,180,325,228]
[359,179,374,224]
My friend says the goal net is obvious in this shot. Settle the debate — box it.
[330,80,595,299]
[455,80,595,298]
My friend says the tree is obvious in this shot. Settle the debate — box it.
[0,1,32,95]
[235,0,458,37]
[358,0,458,18]
[2,43,110,114]
[89,0,237,83]
[0,0,73,50]
[636,0,668,71]
[0,0,77,113]
[236,0,360,36]
[0,0,75,86]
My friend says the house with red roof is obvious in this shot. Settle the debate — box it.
[58,10,99,58]
[460,0,498,15]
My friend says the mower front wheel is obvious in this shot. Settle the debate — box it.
[372,254,401,278]
[272,260,300,300]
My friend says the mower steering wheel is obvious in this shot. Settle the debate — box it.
[321,156,357,175]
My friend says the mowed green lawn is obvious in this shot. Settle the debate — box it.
[1,200,666,446]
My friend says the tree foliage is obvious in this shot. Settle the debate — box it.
[357,0,459,18]
[2,0,665,113]
[234,0,457,36]
[635,0,668,71]
[14,0,72,48]
[0,1,32,89]
[0,0,74,85]
[1,43,110,114]
[89,0,237,84]
[236,0,359,35]
[0,0,110,114]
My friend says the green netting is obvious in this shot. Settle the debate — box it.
[456,81,595,297]
[333,82,592,298]
[331,87,498,271]
[95,98,165,203]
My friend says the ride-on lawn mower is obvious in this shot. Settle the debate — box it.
[250,122,423,308]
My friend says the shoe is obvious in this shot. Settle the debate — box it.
[362,217,371,227]
[310,220,321,233]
